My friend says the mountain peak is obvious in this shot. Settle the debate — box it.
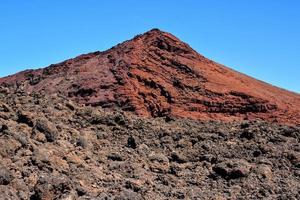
[144,28,165,34]
[137,28,175,39]
[115,28,198,59]
[1,30,300,125]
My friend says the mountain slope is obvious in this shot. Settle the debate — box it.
[1,29,299,124]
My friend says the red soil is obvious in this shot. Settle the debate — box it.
[1,29,300,124]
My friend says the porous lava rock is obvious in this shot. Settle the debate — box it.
[0,86,299,199]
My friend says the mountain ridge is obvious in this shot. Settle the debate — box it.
[1,29,299,124]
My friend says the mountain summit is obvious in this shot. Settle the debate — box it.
[1,29,300,124]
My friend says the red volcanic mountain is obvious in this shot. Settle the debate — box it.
[1,29,300,124]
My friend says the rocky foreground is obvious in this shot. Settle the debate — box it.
[0,86,300,200]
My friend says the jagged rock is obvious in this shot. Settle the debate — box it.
[30,174,72,200]
[127,136,137,149]
[31,148,51,167]
[170,151,187,163]
[149,152,170,173]
[256,164,273,180]
[66,101,76,111]
[76,136,88,149]
[0,103,13,113]
[287,151,300,167]
[17,111,35,127]
[0,124,8,132]
[115,189,142,200]
[240,129,256,140]
[35,118,58,142]
[0,167,13,185]
[107,152,123,161]
[213,159,252,179]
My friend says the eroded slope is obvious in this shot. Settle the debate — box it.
[1,29,299,124]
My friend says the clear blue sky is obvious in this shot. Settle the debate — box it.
[0,0,299,93]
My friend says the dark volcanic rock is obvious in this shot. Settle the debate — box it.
[0,167,13,185]
[30,174,72,200]
[0,30,300,199]
[35,118,58,142]
[127,136,137,149]
[17,111,34,127]
[213,159,252,179]
[0,89,299,199]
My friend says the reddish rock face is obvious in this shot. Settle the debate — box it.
[1,29,300,124]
